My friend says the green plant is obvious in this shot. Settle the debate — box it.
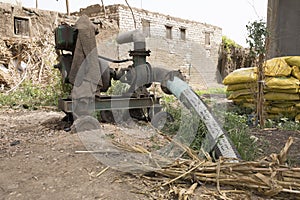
[106,80,129,95]
[246,19,268,127]
[246,19,268,57]
[160,93,260,160]
[265,117,300,131]
[195,87,228,96]
[222,112,259,161]
[222,36,241,53]
[159,94,207,146]
[0,70,66,109]
[279,120,300,131]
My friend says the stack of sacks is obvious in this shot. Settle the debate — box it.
[223,56,300,120]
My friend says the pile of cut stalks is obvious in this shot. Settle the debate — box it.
[115,136,300,199]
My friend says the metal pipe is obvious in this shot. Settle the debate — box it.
[116,30,145,50]
[151,67,170,83]
[98,55,132,63]
[66,0,70,16]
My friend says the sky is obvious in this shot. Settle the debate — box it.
[19,0,268,47]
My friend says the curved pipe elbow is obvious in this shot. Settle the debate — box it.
[116,30,146,50]
[116,30,145,44]
[152,67,170,83]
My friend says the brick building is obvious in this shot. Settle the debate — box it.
[75,4,223,89]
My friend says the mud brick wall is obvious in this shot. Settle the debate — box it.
[0,2,70,39]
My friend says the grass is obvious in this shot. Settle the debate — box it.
[195,87,227,96]
[222,112,259,160]
[0,71,67,109]
[265,118,300,131]
[159,89,260,161]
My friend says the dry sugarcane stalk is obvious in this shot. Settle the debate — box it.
[278,136,294,164]
[152,137,300,197]
[161,161,205,187]
[162,134,202,162]
[5,69,27,93]
[96,166,109,177]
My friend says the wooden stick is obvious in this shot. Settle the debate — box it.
[96,166,109,177]
[161,161,204,187]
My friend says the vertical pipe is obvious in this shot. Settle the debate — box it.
[100,0,107,18]
[36,0,38,9]
[66,0,70,16]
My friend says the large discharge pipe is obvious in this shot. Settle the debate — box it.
[163,75,240,159]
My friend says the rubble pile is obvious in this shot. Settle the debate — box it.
[223,56,300,120]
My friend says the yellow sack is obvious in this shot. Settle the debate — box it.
[265,106,297,114]
[265,92,300,101]
[226,83,256,91]
[223,67,257,85]
[227,89,256,100]
[266,113,296,120]
[295,113,300,121]
[232,98,255,104]
[291,66,300,80]
[269,101,297,108]
[285,56,300,67]
[264,88,299,94]
[265,76,300,89]
[242,102,255,109]
[294,103,300,108]
[264,57,291,77]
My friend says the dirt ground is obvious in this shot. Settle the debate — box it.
[0,108,299,200]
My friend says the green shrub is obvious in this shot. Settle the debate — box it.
[222,36,241,53]
[106,80,130,95]
[0,70,66,109]
[222,112,259,160]
[265,117,300,131]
